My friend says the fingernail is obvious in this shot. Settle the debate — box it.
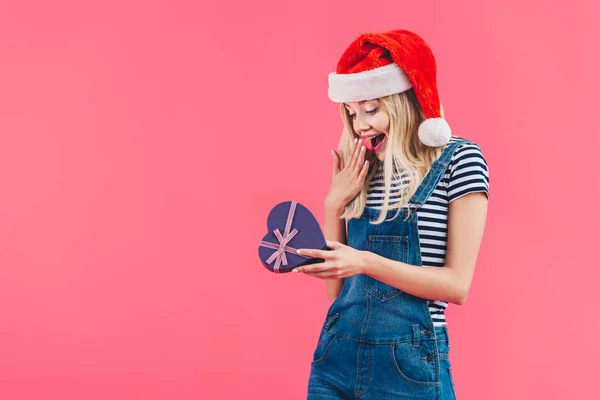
[361,146,365,152]
[331,150,334,156]
[292,269,299,273]
[296,249,301,254]
[354,138,358,143]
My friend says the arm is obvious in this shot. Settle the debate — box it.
[363,192,488,305]
[323,198,347,301]
[320,138,368,301]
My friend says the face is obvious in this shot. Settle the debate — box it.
[344,99,390,161]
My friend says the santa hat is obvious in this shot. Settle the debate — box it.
[328,29,451,147]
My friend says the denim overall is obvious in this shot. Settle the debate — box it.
[307,141,463,400]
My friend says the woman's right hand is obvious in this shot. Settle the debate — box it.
[326,138,369,212]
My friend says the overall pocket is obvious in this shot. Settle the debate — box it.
[311,329,338,365]
[389,340,440,387]
[311,314,339,365]
[366,235,409,301]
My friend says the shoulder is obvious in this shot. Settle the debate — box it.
[445,136,489,175]
[444,136,490,201]
[447,136,487,165]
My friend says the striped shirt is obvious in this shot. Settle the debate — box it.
[366,137,489,326]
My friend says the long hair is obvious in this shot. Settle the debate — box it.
[338,89,444,224]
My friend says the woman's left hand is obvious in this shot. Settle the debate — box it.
[294,240,368,279]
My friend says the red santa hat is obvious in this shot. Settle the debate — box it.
[328,29,451,147]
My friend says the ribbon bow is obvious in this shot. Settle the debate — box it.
[259,202,305,272]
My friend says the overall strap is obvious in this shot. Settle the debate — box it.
[409,139,466,209]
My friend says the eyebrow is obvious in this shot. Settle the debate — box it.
[344,100,371,111]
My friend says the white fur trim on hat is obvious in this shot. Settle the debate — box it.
[418,118,451,147]
[328,63,412,103]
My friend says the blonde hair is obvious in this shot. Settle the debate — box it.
[338,89,444,224]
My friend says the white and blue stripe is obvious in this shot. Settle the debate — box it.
[366,137,489,326]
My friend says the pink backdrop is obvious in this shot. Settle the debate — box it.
[1,1,599,399]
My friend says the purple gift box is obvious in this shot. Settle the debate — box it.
[258,201,328,273]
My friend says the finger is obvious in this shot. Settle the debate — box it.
[358,159,370,183]
[332,150,341,177]
[348,138,361,170]
[338,148,345,170]
[351,138,363,170]
[302,271,341,279]
[354,144,366,174]
[325,240,343,250]
[295,262,336,273]
[302,267,344,278]
[296,248,332,259]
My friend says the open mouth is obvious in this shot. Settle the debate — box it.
[361,133,387,151]
[371,133,386,148]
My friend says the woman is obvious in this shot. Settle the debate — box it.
[295,29,489,399]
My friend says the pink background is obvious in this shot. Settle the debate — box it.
[1,0,599,399]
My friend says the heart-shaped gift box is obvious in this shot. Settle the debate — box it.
[258,201,328,273]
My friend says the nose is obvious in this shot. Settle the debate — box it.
[353,115,370,135]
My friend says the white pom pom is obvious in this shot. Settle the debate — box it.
[418,118,452,147]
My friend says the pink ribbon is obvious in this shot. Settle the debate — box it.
[259,202,305,272]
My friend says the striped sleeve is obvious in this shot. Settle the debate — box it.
[447,142,489,202]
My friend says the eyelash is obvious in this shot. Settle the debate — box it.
[348,108,378,119]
